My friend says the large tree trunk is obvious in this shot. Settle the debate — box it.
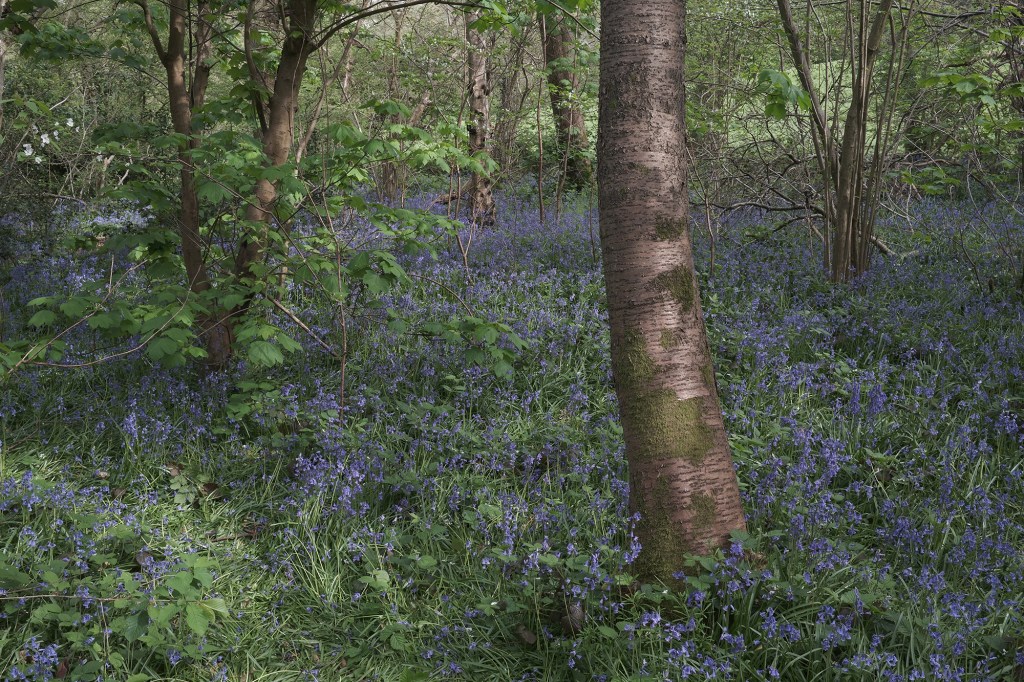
[235,0,316,279]
[599,0,746,581]
[540,12,591,188]
[143,0,233,365]
[465,10,495,225]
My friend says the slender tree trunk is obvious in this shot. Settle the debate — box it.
[379,10,407,202]
[235,0,317,279]
[465,10,495,224]
[540,12,591,188]
[599,0,746,581]
[295,2,366,166]
[141,0,233,365]
[1002,4,1024,175]
[777,0,892,283]
[0,0,7,132]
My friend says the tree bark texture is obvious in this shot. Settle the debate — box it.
[598,0,746,581]
[235,0,317,279]
[465,11,495,224]
[144,0,233,365]
[540,12,591,188]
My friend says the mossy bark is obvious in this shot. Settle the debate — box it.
[598,0,747,581]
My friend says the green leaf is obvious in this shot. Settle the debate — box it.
[765,101,787,121]
[60,298,89,318]
[200,597,230,617]
[197,181,232,203]
[165,571,194,595]
[87,313,115,330]
[185,602,211,637]
[389,632,409,652]
[27,310,56,327]
[358,569,391,590]
[493,359,513,377]
[277,333,303,353]
[147,336,178,361]
[248,340,284,367]
[362,271,387,295]
[0,562,32,588]
[148,602,180,627]
[415,555,437,570]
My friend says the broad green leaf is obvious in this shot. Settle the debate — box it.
[28,310,56,327]
[248,340,284,367]
[185,602,211,637]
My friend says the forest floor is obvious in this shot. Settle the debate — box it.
[0,194,1022,681]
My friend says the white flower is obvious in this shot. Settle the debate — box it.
[52,130,59,140]
[23,144,34,155]
[34,156,44,164]
[66,118,75,127]
[95,154,104,163]
[40,133,50,146]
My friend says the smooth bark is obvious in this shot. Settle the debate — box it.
[599,0,746,581]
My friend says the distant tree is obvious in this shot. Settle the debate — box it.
[465,8,496,224]
[0,0,8,132]
[538,6,590,188]
[775,0,908,282]
[598,0,746,580]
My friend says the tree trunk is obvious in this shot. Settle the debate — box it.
[465,10,495,224]
[540,12,591,188]
[235,0,316,280]
[599,0,746,581]
[295,2,365,166]
[0,0,8,132]
[777,0,892,283]
[143,0,233,365]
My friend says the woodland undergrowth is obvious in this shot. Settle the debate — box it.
[0,194,1022,681]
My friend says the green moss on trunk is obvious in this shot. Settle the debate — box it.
[653,266,695,312]
[690,492,717,530]
[655,216,686,241]
[614,328,655,391]
[622,391,714,464]
[633,475,690,580]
